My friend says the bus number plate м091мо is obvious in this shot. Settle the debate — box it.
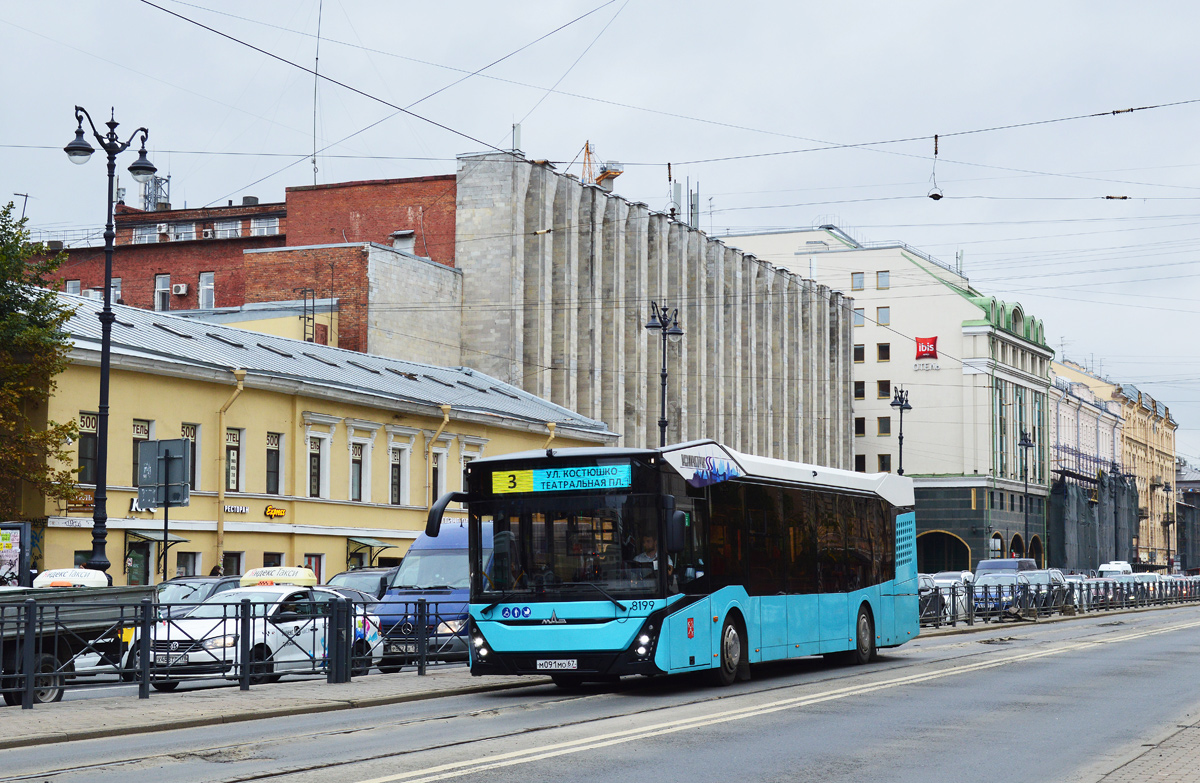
[536,659,577,670]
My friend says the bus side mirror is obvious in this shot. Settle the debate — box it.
[666,510,687,554]
[426,492,468,537]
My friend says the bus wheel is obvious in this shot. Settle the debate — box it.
[852,605,875,665]
[712,616,743,686]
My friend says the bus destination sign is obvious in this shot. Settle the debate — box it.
[492,464,632,494]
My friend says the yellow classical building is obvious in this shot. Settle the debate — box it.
[29,294,616,585]
[1054,361,1177,568]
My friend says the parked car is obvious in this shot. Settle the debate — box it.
[326,566,400,600]
[1097,561,1133,578]
[1023,569,1068,613]
[930,570,972,620]
[918,574,945,622]
[131,567,383,690]
[156,575,242,617]
[974,558,1038,577]
[973,573,1030,617]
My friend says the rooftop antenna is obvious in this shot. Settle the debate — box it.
[312,0,324,186]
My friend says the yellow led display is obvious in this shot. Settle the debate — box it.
[492,469,534,494]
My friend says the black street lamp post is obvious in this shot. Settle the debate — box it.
[1018,430,1035,562]
[645,301,683,447]
[890,387,912,476]
[64,106,156,574]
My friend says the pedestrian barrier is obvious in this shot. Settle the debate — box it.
[0,597,467,709]
[919,576,1200,628]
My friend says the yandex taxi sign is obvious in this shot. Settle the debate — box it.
[239,566,318,587]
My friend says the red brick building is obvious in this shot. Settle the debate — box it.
[53,175,457,353]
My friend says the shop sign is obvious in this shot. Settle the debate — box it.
[130,496,156,513]
[66,490,95,512]
[265,505,286,519]
[915,336,938,359]
[224,505,249,514]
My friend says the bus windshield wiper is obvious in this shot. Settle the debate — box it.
[482,590,521,615]
[562,582,627,611]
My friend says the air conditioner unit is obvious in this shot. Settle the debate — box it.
[171,283,189,296]
[80,289,104,300]
[202,228,214,239]
[156,223,169,234]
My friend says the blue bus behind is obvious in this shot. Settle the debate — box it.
[427,440,918,686]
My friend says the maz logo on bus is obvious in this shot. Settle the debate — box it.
[501,606,532,619]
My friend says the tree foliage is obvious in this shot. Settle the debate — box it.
[0,202,79,519]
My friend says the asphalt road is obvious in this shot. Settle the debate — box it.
[8,607,1200,783]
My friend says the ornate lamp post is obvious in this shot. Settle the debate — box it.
[645,301,683,447]
[890,387,912,475]
[64,106,156,574]
[1018,430,1035,562]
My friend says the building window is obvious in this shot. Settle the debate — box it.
[171,223,196,242]
[999,493,1005,511]
[855,417,866,437]
[175,551,199,578]
[854,454,866,473]
[65,280,81,295]
[132,419,151,486]
[266,432,281,494]
[989,491,995,509]
[304,553,324,582]
[133,225,158,244]
[214,219,241,239]
[876,270,890,289]
[876,306,890,326]
[350,443,364,502]
[225,429,241,492]
[431,451,445,503]
[853,308,865,327]
[854,381,865,400]
[251,216,279,236]
[154,274,170,311]
[390,447,408,505]
[990,534,1004,558]
[877,380,891,399]
[877,343,890,362]
[110,277,122,304]
[222,551,243,576]
[878,416,891,436]
[853,344,865,363]
[263,552,284,568]
[74,550,91,567]
[851,272,865,291]
[199,271,215,309]
[181,423,199,490]
[309,437,323,498]
[878,454,892,473]
[78,412,98,484]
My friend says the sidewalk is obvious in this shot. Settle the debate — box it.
[0,667,550,750]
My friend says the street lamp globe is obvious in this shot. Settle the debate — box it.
[64,127,95,164]
[127,146,157,184]
[666,317,684,344]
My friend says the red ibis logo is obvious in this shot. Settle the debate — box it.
[687,617,694,639]
[916,336,938,360]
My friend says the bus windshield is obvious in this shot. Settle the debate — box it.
[472,493,663,601]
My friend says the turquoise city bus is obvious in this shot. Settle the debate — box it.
[425,440,918,687]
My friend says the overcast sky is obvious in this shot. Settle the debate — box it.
[5,1,1200,461]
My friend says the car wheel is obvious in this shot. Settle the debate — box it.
[351,641,371,677]
[30,653,67,704]
[151,681,179,692]
[248,645,275,685]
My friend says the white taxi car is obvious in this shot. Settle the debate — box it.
[133,567,382,690]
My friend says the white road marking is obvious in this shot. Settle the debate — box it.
[355,618,1200,783]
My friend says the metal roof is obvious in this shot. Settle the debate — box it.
[61,293,614,438]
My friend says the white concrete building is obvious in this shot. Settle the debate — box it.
[730,227,1053,570]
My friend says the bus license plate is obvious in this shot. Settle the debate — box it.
[154,653,188,666]
[536,659,577,670]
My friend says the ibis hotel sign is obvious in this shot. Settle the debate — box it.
[914,336,940,371]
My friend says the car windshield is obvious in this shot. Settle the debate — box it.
[473,493,662,601]
[1027,573,1051,585]
[329,572,385,594]
[933,571,964,581]
[391,550,479,590]
[185,588,289,618]
[157,581,216,604]
[975,574,1016,586]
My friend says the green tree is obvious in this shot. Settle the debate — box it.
[0,202,79,519]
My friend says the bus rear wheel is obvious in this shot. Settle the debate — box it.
[712,616,744,686]
[852,605,876,665]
